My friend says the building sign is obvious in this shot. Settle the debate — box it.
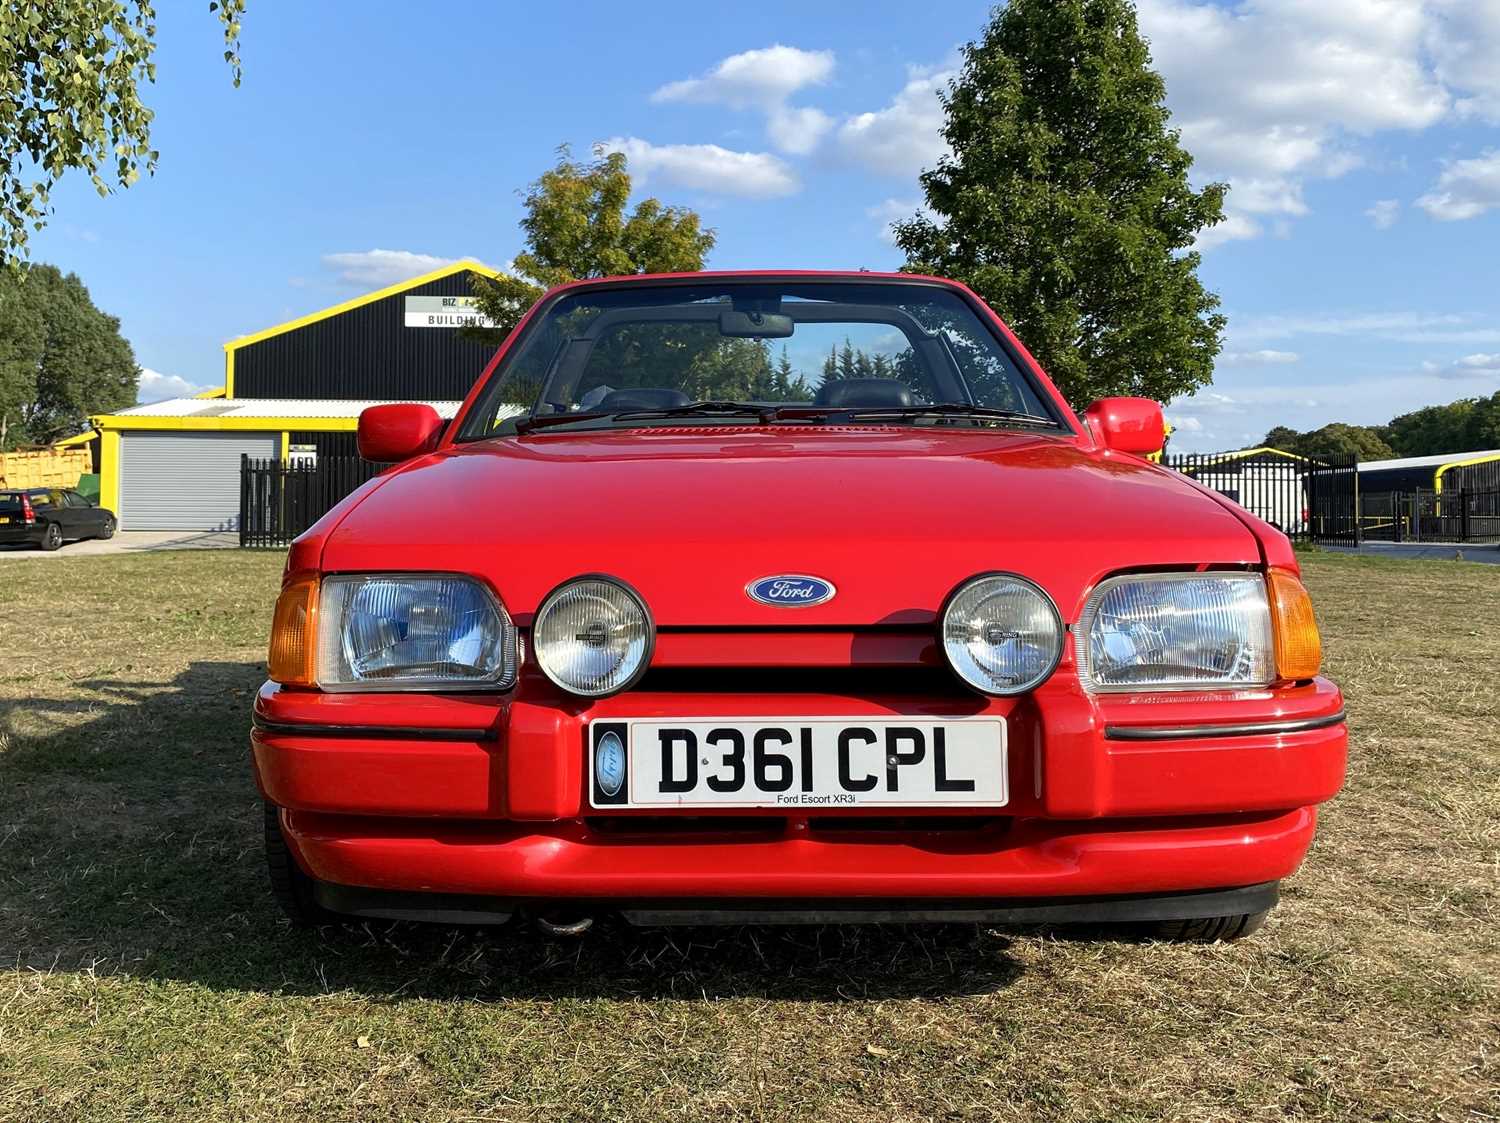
[403,295,495,329]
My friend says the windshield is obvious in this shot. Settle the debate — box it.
[456,279,1064,439]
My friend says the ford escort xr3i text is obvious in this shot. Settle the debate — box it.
[252,272,1347,941]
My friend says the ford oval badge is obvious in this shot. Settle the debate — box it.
[595,730,626,797]
[747,575,836,608]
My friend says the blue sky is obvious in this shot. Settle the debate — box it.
[28,0,1500,452]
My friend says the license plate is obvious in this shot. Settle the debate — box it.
[588,717,1007,809]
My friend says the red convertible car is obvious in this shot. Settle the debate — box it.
[252,272,1347,940]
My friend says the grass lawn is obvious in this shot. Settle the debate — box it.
[0,548,1495,1122]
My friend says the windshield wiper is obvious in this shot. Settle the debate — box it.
[514,401,1055,434]
[514,400,776,435]
[513,410,613,434]
[776,403,1057,427]
[608,400,778,424]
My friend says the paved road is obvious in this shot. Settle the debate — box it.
[1321,542,1500,564]
[0,530,243,558]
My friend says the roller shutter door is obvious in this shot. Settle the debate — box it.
[119,431,279,530]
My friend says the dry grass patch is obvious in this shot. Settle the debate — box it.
[0,548,1495,1121]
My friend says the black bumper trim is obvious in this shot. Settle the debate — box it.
[1104,710,1346,742]
[252,713,496,742]
[306,879,1279,928]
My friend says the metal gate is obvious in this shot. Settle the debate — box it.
[1165,451,1359,545]
[1359,486,1500,543]
[239,455,381,547]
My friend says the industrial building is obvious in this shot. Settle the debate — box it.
[1357,448,1500,495]
[91,260,498,530]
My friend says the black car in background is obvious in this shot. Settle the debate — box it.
[0,488,116,551]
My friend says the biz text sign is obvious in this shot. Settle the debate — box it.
[403,295,495,329]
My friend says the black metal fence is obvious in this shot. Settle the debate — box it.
[1164,452,1360,545]
[239,455,381,548]
[1360,487,1500,543]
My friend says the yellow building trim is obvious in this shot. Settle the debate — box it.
[99,429,121,514]
[92,414,359,433]
[1208,446,1307,464]
[1433,450,1500,494]
[53,430,97,448]
[225,348,235,398]
[195,386,227,400]
[222,260,501,354]
[90,415,359,517]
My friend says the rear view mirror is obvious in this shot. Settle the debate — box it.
[1081,397,1166,455]
[719,309,794,338]
[357,404,445,462]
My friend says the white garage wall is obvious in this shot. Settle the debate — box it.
[119,431,280,531]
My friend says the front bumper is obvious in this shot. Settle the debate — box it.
[251,674,1347,906]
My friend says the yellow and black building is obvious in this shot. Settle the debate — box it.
[91,261,500,530]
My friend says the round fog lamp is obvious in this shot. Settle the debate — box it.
[941,573,1063,695]
[533,576,653,696]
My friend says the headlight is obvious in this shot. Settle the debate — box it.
[533,576,653,696]
[940,573,1064,695]
[1076,572,1274,692]
[316,574,516,691]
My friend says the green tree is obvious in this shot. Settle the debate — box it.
[467,146,716,343]
[0,263,137,445]
[0,2,246,262]
[0,268,46,447]
[1259,422,1394,461]
[894,0,1227,407]
[1384,399,1492,457]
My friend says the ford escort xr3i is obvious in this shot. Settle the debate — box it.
[252,272,1347,941]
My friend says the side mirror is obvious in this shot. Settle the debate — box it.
[1081,397,1166,455]
[357,403,445,462]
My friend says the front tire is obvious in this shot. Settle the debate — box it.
[98,515,116,540]
[263,801,339,927]
[39,522,63,551]
[1143,910,1269,942]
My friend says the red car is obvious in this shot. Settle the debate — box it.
[252,272,1346,940]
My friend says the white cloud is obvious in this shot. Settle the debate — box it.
[653,46,835,156]
[137,367,212,404]
[1426,0,1500,122]
[1194,212,1261,251]
[1231,178,1310,216]
[865,197,932,245]
[1166,414,1205,432]
[321,249,454,288]
[652,45,833,108]
[1231,310,1478,342]
[766,105,834,156]
[1221,349,1300,365]
[1168,390,1247,417]
[1446,352,1500,377]
[1136,0,1452,246]
[1365,198,1401,228]
[1416,149,1500,220]
[838,65,954,177]
[601,137,799,198]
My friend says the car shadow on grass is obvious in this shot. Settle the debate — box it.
[0,659,1027,1003]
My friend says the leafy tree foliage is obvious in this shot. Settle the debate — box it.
[0,2,246,262]
[1259,422,1395,461]
[1385,395,1500,457]
[0,263,137,447]
[894,0,1227,408]
[468,147,716,343]
[1261,393,1500,461]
